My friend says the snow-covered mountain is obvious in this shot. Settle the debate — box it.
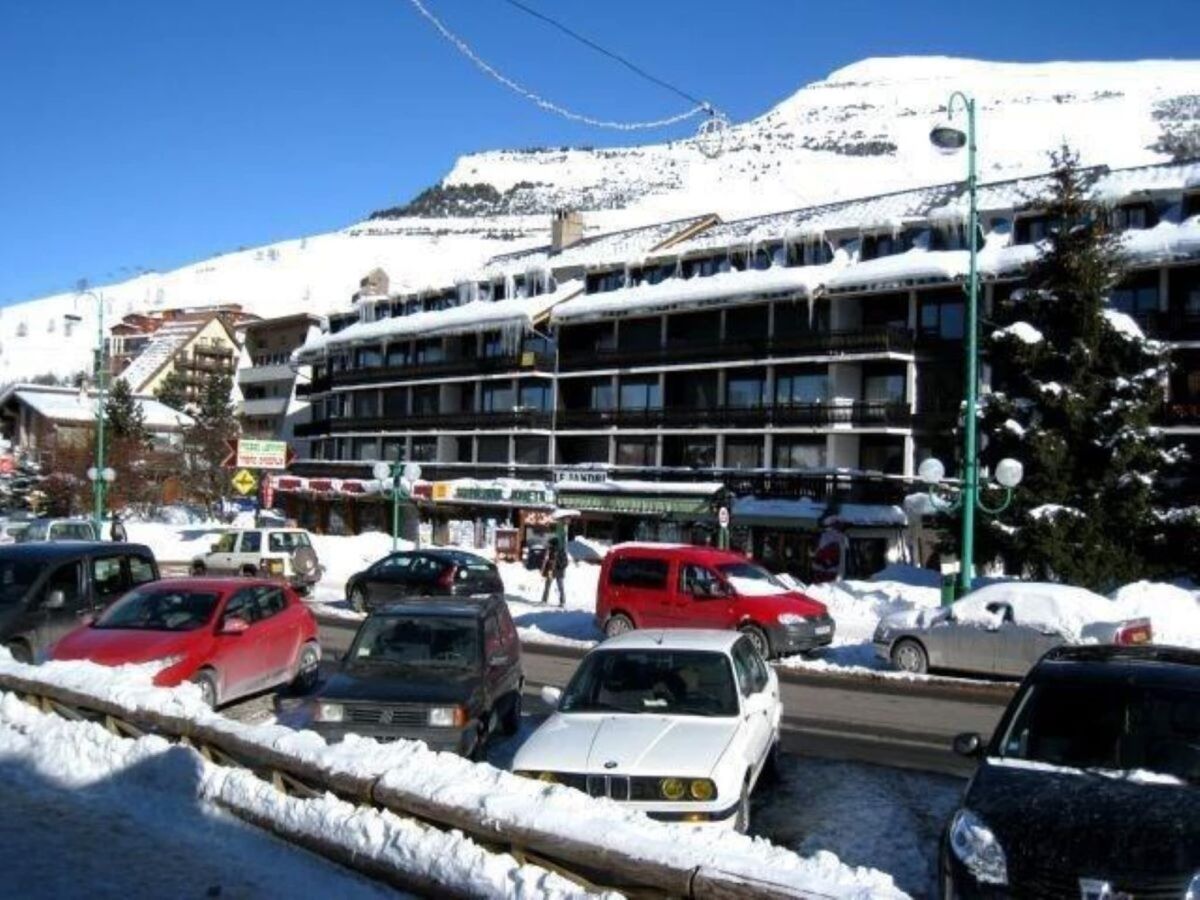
[4,56,1198,383]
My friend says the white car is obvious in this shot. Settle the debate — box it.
[191,528,322,593]
[513,630,781,832]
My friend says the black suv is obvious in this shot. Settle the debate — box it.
[308,597,523,758]
[943,645,1200,898]
[0,542,160,662]
[345,549,505,612]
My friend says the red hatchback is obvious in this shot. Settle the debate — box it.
[596,544,834,659]
[52,578,320,707]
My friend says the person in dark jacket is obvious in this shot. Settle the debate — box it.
[109,513,127,543]
[540,535,568,606]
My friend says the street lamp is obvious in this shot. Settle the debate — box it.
[87,466,116,532]
[373,460,422,552]
[77,288,109,533]
[927,91,986,594]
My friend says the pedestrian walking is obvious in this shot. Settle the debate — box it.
[109,513,127,543]
[540,535,568,606]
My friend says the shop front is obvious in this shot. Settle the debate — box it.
[427,478,556,559]
[270,474,428,539]
[553,479,727,544]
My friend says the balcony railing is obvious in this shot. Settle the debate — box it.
[558,326,914,371]
[557,401,912,429]
[294,409,553,437]
[325,351,554,387]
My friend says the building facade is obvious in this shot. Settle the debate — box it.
[289,161,1200,577]
[237,314,324,452]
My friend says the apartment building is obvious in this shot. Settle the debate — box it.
[237,313,324,451]
[287,160,1200,576]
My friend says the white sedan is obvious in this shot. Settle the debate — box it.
[513,630,781,832]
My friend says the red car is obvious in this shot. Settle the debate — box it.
[596,544,834,659]
[52,578,320,707]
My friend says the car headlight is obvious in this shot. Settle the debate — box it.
[660,777,685,800]
[689,778,716,801]
[949,809,1008,885]
[314,702,344,723]
[428,706,466,727]
[1186,872,1200,900]
[778,613,807,626]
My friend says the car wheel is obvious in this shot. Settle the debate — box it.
[240,565,257,578]
[192,669,219,707]
[291,642,320,694]
[500,691,521,736]
[604,613,634,639]
[349,585,367,613]
[191,561,206,576]
[5,641,32,664]
[735,780,751,834]
[739,623,771,659]
[892,638,929,675]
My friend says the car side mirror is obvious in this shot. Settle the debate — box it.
[44,589,66,610]
[952,732,984,758]
[540,685,562,708]
[219,616,250,636]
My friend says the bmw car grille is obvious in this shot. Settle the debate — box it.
[586,775,631,801]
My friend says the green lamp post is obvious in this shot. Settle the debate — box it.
[78,288,111,533]
[373,460,422,552]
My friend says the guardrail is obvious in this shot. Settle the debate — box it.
[0,666,823,899]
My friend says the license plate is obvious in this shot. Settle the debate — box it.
[815,625,832,635]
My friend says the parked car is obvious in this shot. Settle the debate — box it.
[17,517,99,543]
[514,630,781,832]
[873,582,1153,677]
[308,597,522,757]
[345,549,505,612]
[595,544,833,659]
[52,577,320,707]
[191,528,322,594]
[0,519,30,544]
[0,542,159,663]
[942,644,1200,898]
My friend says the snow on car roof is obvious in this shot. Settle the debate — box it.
[955,581,1122,641]
[597,629,742,653]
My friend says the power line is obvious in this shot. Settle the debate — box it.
[404,0,713,131]
[496,0,708,109]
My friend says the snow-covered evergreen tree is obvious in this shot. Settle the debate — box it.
[977,147,1197,588]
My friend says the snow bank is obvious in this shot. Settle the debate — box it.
[949,582,1123,641]
[0,653,908,899]
[1109,581,1200,649]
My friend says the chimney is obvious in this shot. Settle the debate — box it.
[551,209,583,253]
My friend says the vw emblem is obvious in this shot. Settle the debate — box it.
[603,760,618,770]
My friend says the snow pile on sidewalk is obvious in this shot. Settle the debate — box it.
[0,690,599,899]
[1109,581,1200,649]
[125,520,229,564]
[0,652,909,899]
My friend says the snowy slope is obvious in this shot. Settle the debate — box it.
[4,56,1199,382]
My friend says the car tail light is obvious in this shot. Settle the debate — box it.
[437,567,455,589]
[261,558,284,576]
[1116,619,1153,646]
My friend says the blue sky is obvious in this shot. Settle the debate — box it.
[0,0,1194,305]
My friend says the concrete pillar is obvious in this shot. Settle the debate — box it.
[827,433,861,469]
[1160,266,1170,312]
[907,290,918,330]
[903,434,916,478]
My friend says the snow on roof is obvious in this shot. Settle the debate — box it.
[117,327,197,390]
[1102,308,1146,341]
[10,385,191,431]
[297,279,583,359]
[1092,162,1200,203]
[1119,217,1200,265]
[732,496,907,526]
[954,581,1123,641]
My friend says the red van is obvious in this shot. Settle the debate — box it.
[595,544,834,659]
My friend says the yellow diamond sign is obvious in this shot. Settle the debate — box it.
[232,469,258,496]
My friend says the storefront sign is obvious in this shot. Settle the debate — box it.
[553,468,608,484]
[557,492,712,516]
[432,479,554,507]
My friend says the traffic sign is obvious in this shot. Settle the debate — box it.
[232,469,258,496]
[717,506,730,528]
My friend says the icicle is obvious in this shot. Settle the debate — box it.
[807,293,815,328]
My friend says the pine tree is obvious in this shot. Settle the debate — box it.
[182,373,239,512]
[104,377,148,443]
[976,146,1197,588]
[154,370,190,412]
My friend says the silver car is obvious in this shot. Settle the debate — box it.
[873,583,1152,677]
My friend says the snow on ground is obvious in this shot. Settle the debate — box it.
[0,652,909,899]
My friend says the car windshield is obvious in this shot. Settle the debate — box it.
[0,560,42,604]
[349,615,478,671]
[559,650,738,717]
[20,522,48,542]
[269,531,311,552]
[997,680,1200,785]
[94,588,221,632]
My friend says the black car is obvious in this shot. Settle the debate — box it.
[0,542,160,662]
[943,644,1200,899]
[345,549,505,612]
[308,597,523,758]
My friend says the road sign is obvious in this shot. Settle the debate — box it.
[717,506,730,528]
[235,439,291,471]
[232,469,258,496]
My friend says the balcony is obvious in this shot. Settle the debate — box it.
[294,409,554,437]
[1162,400,1200,426]
[328,351,554,387]
[557,401,912,430]
[238,363,297,386]
[558,326,914,372]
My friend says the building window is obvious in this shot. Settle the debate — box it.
[641,262,676,285]
[666,309,721,346]
[860,437,905,474]
[775,368,828,405]
[663,436,716,468]
[774,439,826,469]
[861,231,914,260]
[615,439,656,467]
[919,293,965,340]
[726,369,766,408]
[477,436,509,464]
[382,438,405,462]
[724,438,763,469]
[863,370,907,404]
[354,438,379,461]
[619,376,661,410]
[514,436,548,465]
[1014,215,1060,245]
[414,339,444,364]
[1109,274,1159,319]
[557,436,608,465]
[618,317,661,352]
[412,385,439,416]
[386,344,410,367]
[411,437,437,462]
[681,255,729,279]
[861,292,909,330]
[383,388,407,417]
[585,269,626,294]
[517,379,550,411]
[355,346,383,368]
[774,299,830,335]
[480,381,515,413]
[481,332,507,359]
[1111,204,1156,231]
[726,304,769,343]
[666,370,718,409]
[352,391,378,418]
